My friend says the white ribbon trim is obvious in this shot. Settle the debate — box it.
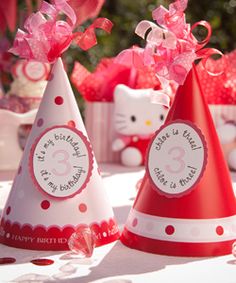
[125,208,236,243]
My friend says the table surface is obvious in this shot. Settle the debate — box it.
[0,164,236,283]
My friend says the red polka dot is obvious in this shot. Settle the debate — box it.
[41,200,50,210]
[54,96,64,105]
[6,206,11,215]
[132,218,138,227]
[67,120,76,128]
[18,166,22,175]
[79,203,87,213]
[165,225,175,235]
[37,118,44,127]
[216,225,224,236]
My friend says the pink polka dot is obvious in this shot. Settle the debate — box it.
[79,203,87,213]
[41,200,50,210]
[67,120,76,128]
[216,225,224,236]
[54,96,64,105]
[132,218,138,227]
[18,166,22,175]
[6,206,11,215]
[37,118,44,127]
[165,225,175,235]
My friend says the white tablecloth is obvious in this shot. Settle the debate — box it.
[0,165,236,283]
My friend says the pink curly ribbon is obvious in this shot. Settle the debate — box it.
[9,0,112,63]
[149,89,170,107]
[116,0,223,87]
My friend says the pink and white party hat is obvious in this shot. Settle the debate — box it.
[0,58,119,250]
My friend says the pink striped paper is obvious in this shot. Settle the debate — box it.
[85,102,120,163]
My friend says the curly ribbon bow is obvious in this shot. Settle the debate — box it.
[9,0,113,63]
[73,18,113,51]
[116,0,223,88]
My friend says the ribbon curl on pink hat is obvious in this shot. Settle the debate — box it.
[9,0,113,63]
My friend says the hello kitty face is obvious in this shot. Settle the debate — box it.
[113,84,168,136]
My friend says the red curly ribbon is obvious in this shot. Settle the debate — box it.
[73,18,113,51]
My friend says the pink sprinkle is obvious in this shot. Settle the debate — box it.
[54,96,64,105]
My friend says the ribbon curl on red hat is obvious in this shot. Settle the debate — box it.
[9,0,113,63]
[116,0,223,87]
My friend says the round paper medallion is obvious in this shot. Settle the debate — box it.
[147,120,207,197]
[23,61,48,81]
[30,126,93,198]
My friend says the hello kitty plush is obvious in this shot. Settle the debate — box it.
[217,120,236,171]
[112,84,169,166]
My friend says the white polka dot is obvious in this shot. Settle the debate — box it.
[190,226,201,237]
[231,224,236,233]
[6,233,10,238]
[103,232,107,237]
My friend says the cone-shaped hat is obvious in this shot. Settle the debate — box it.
[0,58,119,250]
[121,65,236,256]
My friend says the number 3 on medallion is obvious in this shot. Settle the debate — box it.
[165,146,185,174]
[51,149,71,176]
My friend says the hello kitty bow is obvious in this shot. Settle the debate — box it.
[116,0,223,86]
[9,0,113,63]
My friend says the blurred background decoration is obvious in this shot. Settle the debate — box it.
[1,0,236,107]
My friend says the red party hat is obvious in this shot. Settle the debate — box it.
[121,65,236,256]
